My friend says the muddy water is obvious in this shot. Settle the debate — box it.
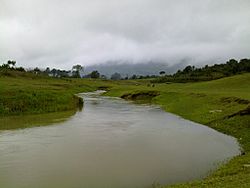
[0,91,240,188]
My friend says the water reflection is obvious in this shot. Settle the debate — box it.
[0,110,76,130]
[78,100,84,112]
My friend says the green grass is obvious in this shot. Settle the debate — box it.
[0,72,115,117]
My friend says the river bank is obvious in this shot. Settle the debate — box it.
[0,74,112,118]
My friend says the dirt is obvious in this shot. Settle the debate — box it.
[227,105,250,118]
[97,86,110,90]
[121,91,160,101]
[220,97,250,105]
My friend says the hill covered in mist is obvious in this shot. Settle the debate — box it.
[85,61,185,78]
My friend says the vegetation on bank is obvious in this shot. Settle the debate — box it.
[0,70,113,117]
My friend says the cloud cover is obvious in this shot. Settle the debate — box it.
[0,0,250,69]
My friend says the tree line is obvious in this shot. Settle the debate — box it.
[1,58,249,81]
[152,58,250,83]
[0,61,121,79]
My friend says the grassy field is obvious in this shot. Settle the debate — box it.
[0,71,249,187]
[0,72,115,117]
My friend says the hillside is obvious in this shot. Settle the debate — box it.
[85,61,183,77]
[153,58,250,83]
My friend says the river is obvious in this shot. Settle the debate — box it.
[0,91,240,188]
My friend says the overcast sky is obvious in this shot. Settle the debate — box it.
[1,0,250,69]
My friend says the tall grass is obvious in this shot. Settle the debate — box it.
[0,71,114,116]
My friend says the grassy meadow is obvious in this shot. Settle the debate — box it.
[0,71,249,187]
[0,72,114,117]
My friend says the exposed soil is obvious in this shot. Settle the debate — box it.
[121,91,160,101]
[220,97,250,105]
[227,105,250,118]
[97,86,111,90]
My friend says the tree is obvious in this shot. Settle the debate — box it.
[226,59,238,74]
[111,72,121,80]
[33,67,41,74]
[183,65,194,73]
[130,74,137,79]
[159,71,166,75]
[0,63,9,69]
[45,67,50,74]
[15,67,25,72]
[7,60,16,68]
[90,70,100,79]
[51,69,57,77]
[72,64,84,78]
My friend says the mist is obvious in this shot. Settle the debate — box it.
[1,0,250,69]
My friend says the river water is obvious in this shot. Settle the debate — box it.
[0,91,240,188]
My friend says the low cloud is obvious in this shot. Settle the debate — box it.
[0,0,250,69]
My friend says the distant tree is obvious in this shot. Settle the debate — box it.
[90,70,100,79]
[239,59,250,72]
[34,67,41,72]
[51,68,57,77]
[59,70,70,78]
[159,71,166,75]
[153,58,250,83]
[227,59,238,65]
[226,59,238,74]
[175,70,181,76]
[7,60,16,68]
[33,67,41,74]
[72,64,84,78]
[111,72,122,80]
[0,63,10,69]
[45,67,50,74]
[130,74,137,79]
[15,67,25,72]
[183,65,194,73]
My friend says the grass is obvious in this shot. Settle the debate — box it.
[0,71,115,117]
[0,71,249,187]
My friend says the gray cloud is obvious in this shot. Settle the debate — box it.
[0,0,250,69]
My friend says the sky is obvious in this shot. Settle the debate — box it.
[1,0,250,69]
